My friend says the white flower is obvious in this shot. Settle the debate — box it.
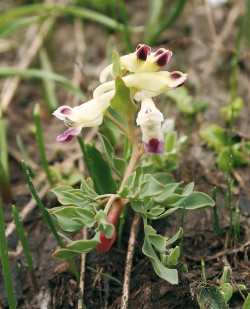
[53,90,114,142]
[100,44,173,83]
[136,97,165,154]
[94,71,188,101]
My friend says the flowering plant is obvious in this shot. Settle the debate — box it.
[51,44,214,284]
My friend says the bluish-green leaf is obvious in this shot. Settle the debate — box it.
[142,236,178,284]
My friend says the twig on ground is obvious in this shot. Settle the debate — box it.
[121,212,141,309]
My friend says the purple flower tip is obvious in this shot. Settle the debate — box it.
[145,138,165,154]
[136,44,151,61]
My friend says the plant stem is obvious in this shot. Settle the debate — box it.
[0,116,12,202]
[179,204,185,262]
[105,111,129,135]
[33,103,53,185]
[21,161,80,281]
[0,201,16,309]
[212,187,223,236]
[201,259,207,284]
[12,205,38,291]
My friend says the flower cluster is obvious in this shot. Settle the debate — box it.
[53,44,188,153]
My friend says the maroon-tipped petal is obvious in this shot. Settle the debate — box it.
[136,44,151,61]
[155,50,172,67]
[155,48,165,56]
[144,138,165,154]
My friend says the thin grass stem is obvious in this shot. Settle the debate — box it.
[0,116,12,202]
[229,15,243,102]
[12,205,38,291]
[0,201,17,309]
[212,187,223,236]
[146,0,186,45]
[233,201,240,239]
[39,48,58,113]
[16,134,37,176]
[179,204,185,262]
[201,259,207,284]
[21,161,80,281]
[33,103,53,185]
[87,266,123,286]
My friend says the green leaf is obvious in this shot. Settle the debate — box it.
[51,206,95,232]
[80,178,98,197]
[218,283,233,303]
[154,182,183,203]
[152,172,175,184]
[144,225,166,253]
[166,246,180,267]
[199,124,228,151]
[138,176,165,199]
[112,50,122,77]
[243,293,250,309]
[78,140,117,195]
[151,207,179,220]
[197,285,229,309]
[220,97,243,121]
[142,236,178,284]
[53,239,99,259]
[95,210,115,239]
[165,228,183,246]
[110,76,137,117]
[0,67,85,99]
[169,192,215,209]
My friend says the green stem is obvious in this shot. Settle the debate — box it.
[229,15,243,102]
[0,201,17,309]
[0,116,12,202]
[105,111,129,135]
[212,187,223,236]
[21,161,80,281]
[201,259,207,284]
[146,0,186,45]
[227,171,233,243]
[179,204,185,262]
[12,205,38,291]
[16,134,37,176]
[233,201,240,239]
[33,104,53,185]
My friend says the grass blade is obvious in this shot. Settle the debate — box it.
[0,15,46,38]
[39,48,58,113]
[146,0,186,45]
[212,187,223,236]
[0,115,12,202]
[33,104,53,185]
[0,67,85,99]
[12,205,38,291]
[16,134,37,176]
[21,161,80,281]
[0,201,17,309]
[0,4,140,33]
